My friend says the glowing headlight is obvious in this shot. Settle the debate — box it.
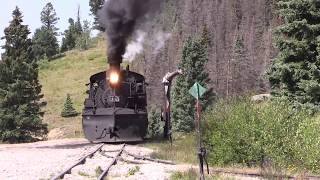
[110,72,119,84]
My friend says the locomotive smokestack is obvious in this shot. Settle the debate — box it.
[99,0,163,69]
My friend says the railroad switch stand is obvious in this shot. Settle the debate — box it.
[162,70,182,142]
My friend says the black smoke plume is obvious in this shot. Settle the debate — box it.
[99,0,163,67]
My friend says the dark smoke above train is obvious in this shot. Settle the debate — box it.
[82,0,164,142]
[99,0,163,67]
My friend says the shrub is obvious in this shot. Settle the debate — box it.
[127,166,140,176]
[147,106,163,138]
[203,97,320,173]
[95,166,102,177]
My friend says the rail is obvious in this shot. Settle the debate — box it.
[51,143,104,180]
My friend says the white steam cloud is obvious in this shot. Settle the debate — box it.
[123,30,171,62]
[123,31,146,62]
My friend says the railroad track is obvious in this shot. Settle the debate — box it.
[51,143,320,180]
[51,143,175,180]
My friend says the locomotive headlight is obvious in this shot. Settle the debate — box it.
[110,72,119,84]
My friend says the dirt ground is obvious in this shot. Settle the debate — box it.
[0,139,262,180]
[0,139,186,180]
[0,139,92,180]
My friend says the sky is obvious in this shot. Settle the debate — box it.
[0,0,97,55]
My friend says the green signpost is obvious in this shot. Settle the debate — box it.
[189,82,207,100]
[189,82,208,180]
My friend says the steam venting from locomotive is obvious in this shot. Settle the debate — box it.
[123,31,146,62]
[99,0,163,67]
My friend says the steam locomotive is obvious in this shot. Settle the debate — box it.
[82,66,148,142]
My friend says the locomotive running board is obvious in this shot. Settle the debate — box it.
[82,108,148,143]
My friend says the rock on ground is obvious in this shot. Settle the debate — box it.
[251,94,271,103]
[47,127,69,140]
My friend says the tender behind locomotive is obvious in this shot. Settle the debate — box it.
[82,68,148,142]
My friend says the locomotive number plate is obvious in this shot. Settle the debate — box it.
[109,96,120,102]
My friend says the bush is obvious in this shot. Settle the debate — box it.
[147,106,163,138]
[203,97,320,173]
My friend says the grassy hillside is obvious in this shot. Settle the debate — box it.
[39,40,107,138]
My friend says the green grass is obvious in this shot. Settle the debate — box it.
[39,40,107,137]
[127,166,140,176]
[95,166,103,177]
[170,168,235,180]
[78,171,91,177]
[144,133,198,164]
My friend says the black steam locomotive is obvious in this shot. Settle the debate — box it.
[82,66,148,142]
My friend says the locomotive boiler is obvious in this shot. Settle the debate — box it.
[82,66,148,142]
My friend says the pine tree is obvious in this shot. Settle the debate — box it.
[230,36,251,95]
[61,18,77,52]
[61,94,78,117]
[32,27,59,59]
[76,20,92,50]
[75,6,83,35]
[268,1,320,109]
[60,37,68,53]
[60,7,85,53]
[0,7,47,143]
[40,2,59,33]
[61,16,85,53]
[32,2,59,59]
[89,0,105,31]
[172,31,214,132]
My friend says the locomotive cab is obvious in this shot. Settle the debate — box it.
[82,68,148,142]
